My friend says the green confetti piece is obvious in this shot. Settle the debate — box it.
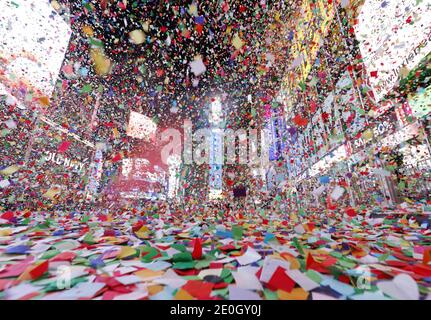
[292,237,304,255]
[141,247,159,262]
[72,257,88,266]
[378,253,390,262]
[211,288,229,297]
[194,259,212,269]
[43,276,89,293]
[232,225,243,240]
[83,2,92,11]
[419,285,430,295]
[402,249,413,258]
[171,244,187,252]
[182,276,201,281]
[298,208,306,216]
[263,289,278,300]
[299,82,306,91]
[81,84,92,93]
[306,270,322,284]
[220,268,232,279]
[172,252,192,262]
[172,261,196,269]
[358,108,366,115]
[41,249,61,260]
[83,232,96,245]
[337,259,357,269]
[89,37,104,48]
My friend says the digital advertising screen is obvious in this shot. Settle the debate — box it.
[355,0,431,102]
[0,0,71,100]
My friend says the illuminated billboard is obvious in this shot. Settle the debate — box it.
[0,0,71,99]
[126,111,157,141]
[117,156,166,198]
[209,98,224,196]
[18,120,95,205]
[282,0,335,93]
[355,0,431,102]
[114,137,169,197]
[408,84,431,118]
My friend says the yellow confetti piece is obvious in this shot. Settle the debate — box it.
[232,34,244,50]
[135,226,151,239]
[90,48,112,76]
[51,0,61,11]
[399,66,410,79]
[142,20,150,33]
[38,96,50,107]
[362,129,373,141]
[188,3,198,16]
[129,29,146,45]
[82,25,94,37]
[100,237,122,245]
[174,288,194,300]
[0,165,20,176]
[277,288,309,300]
[43,187,61,199]
[17,267,32,282]
[138,225,149,233]
[0,229,12,236]
[368,109,377,118]
[177,232,190,238]
[117,246,137,259]
[135,269,164,281]
[112,127,119,139]
[148,285,164,296]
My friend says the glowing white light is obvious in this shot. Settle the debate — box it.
[309,145,348,177]
[121,159,133,178]
[400,144,431,166]
[133,158,150,179]
[355,0,431,102]
[209,189,223,200]
[380,122,421,148]
[167,154,181,198]
[126,111,157,141]
[210,98,223,125]
[408,85,431,118]
[0,0,71,97]
[209,97,224,198]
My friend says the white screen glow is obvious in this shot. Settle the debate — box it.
[0,0,71,98]
[126,111,157,141]
[355,0,431,102]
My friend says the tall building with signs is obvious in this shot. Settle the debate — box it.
[208,98,224,200]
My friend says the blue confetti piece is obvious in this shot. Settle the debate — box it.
[5,245,30,254]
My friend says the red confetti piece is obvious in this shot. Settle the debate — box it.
[192,238,203,260]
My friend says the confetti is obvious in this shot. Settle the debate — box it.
[0,0,430,303]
